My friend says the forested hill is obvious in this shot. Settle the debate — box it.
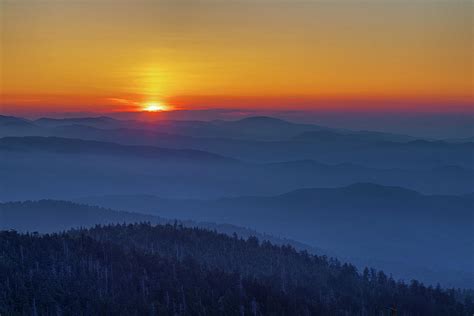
[1,224,473,315]
[0,200,325,256]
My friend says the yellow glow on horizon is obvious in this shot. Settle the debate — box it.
[142,102,169,112]
[0,1,471,112]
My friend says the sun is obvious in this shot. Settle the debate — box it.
[142,102,169,112]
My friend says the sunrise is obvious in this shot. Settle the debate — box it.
[0,0,473,314]
[1,0,472,115]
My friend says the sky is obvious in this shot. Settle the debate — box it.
[0,0,472,115]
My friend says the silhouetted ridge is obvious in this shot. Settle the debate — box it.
[35,116,117,124]
[265,159,332,169]
[341,182,421,197]
[229,116,325,131]
[236,116,291,124]
[379,139,474,149]
[293,130,348,141]
[0,200,160,232]
[0,136,234,162]
[34,116,122,130]
[0,200,325,255]
[0,115,34,126]
[277,183,420,200]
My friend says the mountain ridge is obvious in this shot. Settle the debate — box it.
[74,183,474,288]
[0,136,236,163]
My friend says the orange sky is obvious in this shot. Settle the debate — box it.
[1,0,472,113]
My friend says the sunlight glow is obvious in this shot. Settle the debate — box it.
[143,102,169,112]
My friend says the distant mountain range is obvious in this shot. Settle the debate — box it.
[3,115,333,141]
[2,115,472,170]
[1,114,473,289]
[76,183,474,288]
[0,200,325,256]
[0,136,233,162]
[34,116,122,129]
[0,114,426,142]
[2,193,473,288]
[0,136,472,200]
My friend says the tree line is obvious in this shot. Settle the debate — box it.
[0,223,472,315]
